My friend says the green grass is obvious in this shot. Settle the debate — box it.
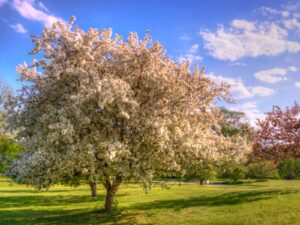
[1,177,300,225]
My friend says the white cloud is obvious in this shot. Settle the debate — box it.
[0,0,7,7]
[250,86,275,96]
[189,44,199,53]
[180,34,190,41]
[178,54,202,64]
[178,43,202,63]
[12,0,65,27]
[10,23,27,33]
[206,73,275,99]
[260,4,300,33]
[295,82,300,88]
[230,101,265,126]
[260,7,290,18]
[231,19,256,31]
[201,20,300,61]
[254,66,297,83]
[283,18,300,30]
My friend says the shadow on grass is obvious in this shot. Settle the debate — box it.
[0,195,105,209]
[0,193,136,225]
[0,193,127,209]
[1,188,298,225]
[0,189,81,194]
[133,189,299,211]
[0,208,140,225]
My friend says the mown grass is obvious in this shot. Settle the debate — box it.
[1,177,300,225]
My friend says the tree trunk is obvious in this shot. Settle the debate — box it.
[200,179,204,185]
[105,188,115,212]
[89,182,97,197]
[103,176,122,212]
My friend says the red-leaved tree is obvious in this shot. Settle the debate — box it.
[253,102,300,163]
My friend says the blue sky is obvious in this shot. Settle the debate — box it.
[1,0,300,125]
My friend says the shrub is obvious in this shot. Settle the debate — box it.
[246,162,278,180]
[198,164,216,185]
[219,161,245,183]
[0,135,23,174]
[278,158,300,180]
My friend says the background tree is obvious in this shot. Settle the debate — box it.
[220,108,254,142]
[0,81,13,135]
[7,17,249,212]
[253,103,300,163]
[218,160,246,183]
[246,161,278,180]
[278,158,300,180]
[0,135,22,174]
[188,160,216,185]
[0,81,22,174]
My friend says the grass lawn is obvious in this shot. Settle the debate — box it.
[1,177,300,225]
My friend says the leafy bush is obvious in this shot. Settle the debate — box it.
[219,161,245,183]
[246,162,279,180]
[197,163,216,185]
[278,158,300,180]
[0,135,23,174]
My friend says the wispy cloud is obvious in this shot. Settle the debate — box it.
[200,2,300,62]
[255,66,297,83]
[178,54,202,63]
[201,20,300,61]
[10,23,27,33]
[231,19,256,31]
[250,86,275,97]
[283,18,300,31]
[178,43,202,63]
[260,6,290,17]
[206,73,275,99]
[189,44,199,53]
[12,0,65,27]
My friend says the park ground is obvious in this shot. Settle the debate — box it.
[1,177,300,225]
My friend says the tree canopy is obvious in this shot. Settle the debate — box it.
[7,17,250,212]
[254,102,300,163]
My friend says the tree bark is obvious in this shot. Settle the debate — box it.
[200,179,204,185]
[103,175,122,212]
[105,188,116,212]
[89,182,97,197]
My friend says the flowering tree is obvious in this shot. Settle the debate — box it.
[253,103,300,163]
[7,17,249,212]
[184,108,252,184]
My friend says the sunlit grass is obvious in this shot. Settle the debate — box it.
[1,177,300,224]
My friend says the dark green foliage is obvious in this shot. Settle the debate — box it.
[221,125,241,137]
[219,161,245,183]
[246,162,279,179]
[220,108,254,143]
[197,163,215,185]
[278,158,300,180]
[0,135,22,173]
